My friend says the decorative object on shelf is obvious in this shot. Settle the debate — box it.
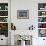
[38,17,42,22]
[38,17,46,22]
[0,23,8,30]
[40,8,44,10]
[42,12,45,15]
[38,23,46,28]
[5,6,8,10]
[39,29,46,37]
[0,3,8,10]
[42,11,46,16]
[0,17,8,22]
[17,10,29,19]
[0,6,1,10]
[38,11,46,16]
[29,25,35,30]
[11,23,16,30]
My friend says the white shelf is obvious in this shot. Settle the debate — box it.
[38,10,46,11]
[0,10,8,11]
[38,28,46,29]
[38,22,46,23]
[0,16,8,17]
[38,16,46,17]
[0,22,8,23]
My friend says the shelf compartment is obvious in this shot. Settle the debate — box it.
[0,17,8,22]
[38,3,46,10]
[0,11,8,16]
[38,11,46,16]
[38,17,46,22]
[38,29,46,37]
[0,23,8,30]
[38,23,46,28]
[0,23,8,37]
[0,3,8,10]
[0,30,8,37]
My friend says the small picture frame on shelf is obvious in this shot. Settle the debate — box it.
[17,10,29,19]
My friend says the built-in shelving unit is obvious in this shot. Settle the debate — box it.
[38,3,46,37]
[0,3,8,37]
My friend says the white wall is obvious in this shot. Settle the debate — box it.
[11,0,38,30]
[11,0,46,30]
[11,0,46,46]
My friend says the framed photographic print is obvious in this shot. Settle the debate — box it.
[17,10,29,19]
